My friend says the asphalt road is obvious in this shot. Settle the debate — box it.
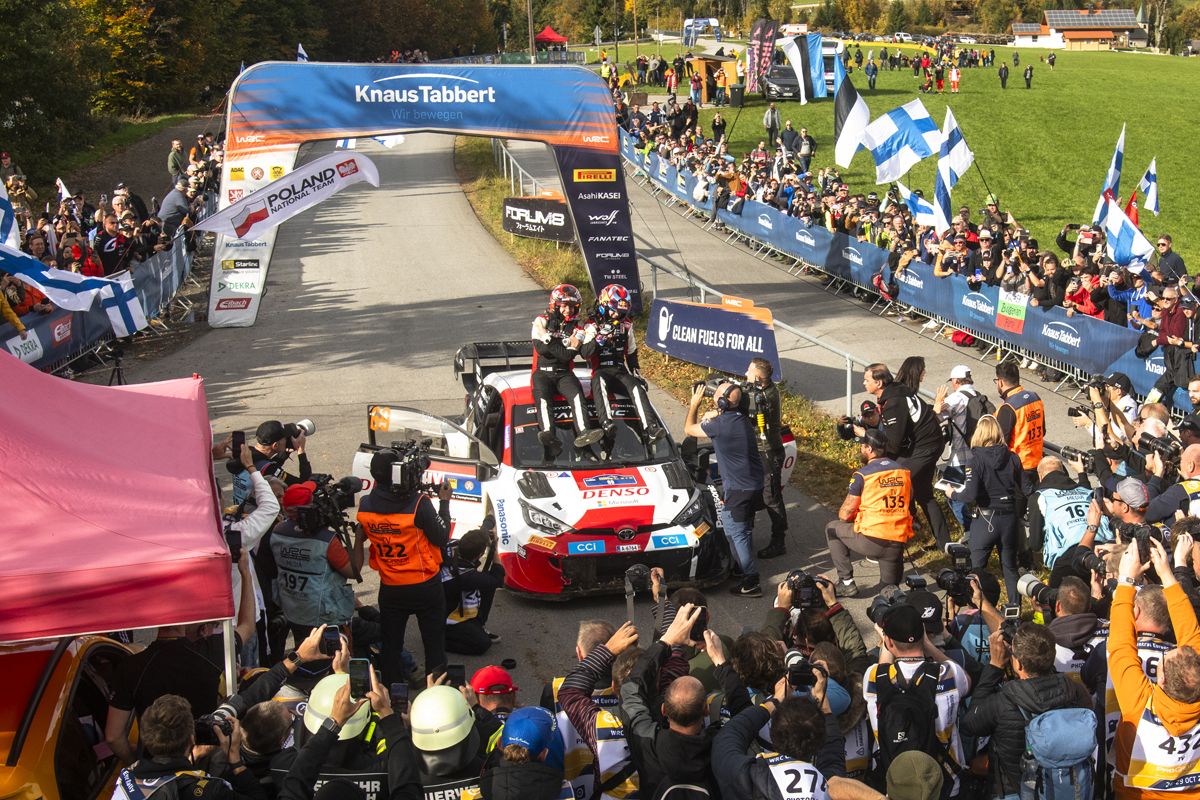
[107,134,833,696]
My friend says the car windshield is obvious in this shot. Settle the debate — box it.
[510,400,675,468]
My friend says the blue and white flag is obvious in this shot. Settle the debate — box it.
[777,34,826,104]
[860,99,942,183]
[0,182,19,250]
[1101,196,1153,270]
[1092,123,1124,225]
[297,43,309,62]
[832,57,870,169]
[100,272,148,337]
[55,177,72,201]
[0,242,149,333]
[1137,158,1159,216]
[897,182,939,229]
[930,108,974,236]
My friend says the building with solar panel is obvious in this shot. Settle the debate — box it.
[1010,8,1146,51]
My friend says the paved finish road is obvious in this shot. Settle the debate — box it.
[104,134,826,696]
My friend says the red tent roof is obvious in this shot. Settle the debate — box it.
[535,25,568,44]
[0,356,231,643]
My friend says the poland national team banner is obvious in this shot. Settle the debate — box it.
[211,62,639,328]
[195,151,380,240]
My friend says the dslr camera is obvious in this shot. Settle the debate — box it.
[999,604,1021,643]
[935,543,974,604]
[1058,446,1094,472]
[784,649,826,691]
[836,415,866,441]
[1017,573,1057,606]
[194,706,234,746]
[867,584,908,625]
[785,570,828,610]
[1116,522,1166,564]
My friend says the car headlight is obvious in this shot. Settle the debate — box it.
[520,498,571,535]
[671,491,707,528]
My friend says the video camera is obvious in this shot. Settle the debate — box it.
[376,438,435,496]
[999,604,1021,643]
[935,543,974,604]
[295,473,365,579]
[785,570,828,610]
[692,374,759,415]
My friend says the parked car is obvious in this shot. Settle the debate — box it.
[0,637,134,800]
[893,31,914,43]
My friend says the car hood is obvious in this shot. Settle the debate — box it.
[520,465,692,529]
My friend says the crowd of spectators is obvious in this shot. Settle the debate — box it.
[0,134,218,337]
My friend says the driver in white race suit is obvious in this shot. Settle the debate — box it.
[531,283,605,454]
[580,283,665,447]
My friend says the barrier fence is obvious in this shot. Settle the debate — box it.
[0,195,217,374]
[491,140,550,197]
[618,130,1190,410]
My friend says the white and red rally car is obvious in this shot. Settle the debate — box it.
[350,342,796,598]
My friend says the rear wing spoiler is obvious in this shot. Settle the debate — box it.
[454,341,535,392]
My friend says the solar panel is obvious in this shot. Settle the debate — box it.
[1044,8,1138,29]
[1012,23,1042,33]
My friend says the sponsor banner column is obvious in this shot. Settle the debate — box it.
[209,151,297,327]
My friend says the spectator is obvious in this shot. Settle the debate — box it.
[1,273,52,317]
[410,685,485,795]
[104,551,257,763]
[479,707,566,800]
[167,139,188,183]
[945,416,1025,602]
[6,175,38,229]
[824,429,913,595]
[158,178,191,237]
[190,133,211,166]
[0,286,26,337]
[113,695,266,799]
[1109,539,1200,797]
[1156,234,1187,281]
[762,103,781,151]
[619,605,720,797]
[468,665,518,748]
[0,150,22,183]
[960,624,1093,799]
[443,526,504,655]
[269,480,363,643]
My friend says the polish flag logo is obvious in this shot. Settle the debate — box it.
[232,199,270,238]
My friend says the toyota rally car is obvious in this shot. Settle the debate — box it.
[350,341,796,599]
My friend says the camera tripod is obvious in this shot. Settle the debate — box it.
[107,342,128,386]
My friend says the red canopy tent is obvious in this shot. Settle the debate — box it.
[0,355,230,644]
[534,25,569,45]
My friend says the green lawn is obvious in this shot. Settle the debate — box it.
[694,48,1199,266]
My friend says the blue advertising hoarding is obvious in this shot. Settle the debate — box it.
[646,297,781,378]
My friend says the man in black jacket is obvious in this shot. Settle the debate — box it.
[618,604,721,797]
[859,363,951,548]
[960,624,1091,799]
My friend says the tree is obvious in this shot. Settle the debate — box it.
[914,0,935,25]
[886,0,910,32]
[844,0,882,31]
[976,0,1019,32]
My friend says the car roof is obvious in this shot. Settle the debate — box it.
[484,368,594,398]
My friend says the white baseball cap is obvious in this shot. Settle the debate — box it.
[949,365,972,380]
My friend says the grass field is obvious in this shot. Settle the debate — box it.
[688,48,1199,266]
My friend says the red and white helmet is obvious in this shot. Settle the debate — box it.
[549,283,582,315]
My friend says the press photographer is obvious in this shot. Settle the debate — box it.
[233,420,316,505]
[1028,454,1096,570]
[357,443,453,684]
[857,362,951,549]
[443,523,505,655]
[825,430,913,597]
[269,477,365,645]
[1145,443,1200,524]
[684,379,764,597]
[745,358,790,560]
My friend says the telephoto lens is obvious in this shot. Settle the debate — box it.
[1017,573,1057,606]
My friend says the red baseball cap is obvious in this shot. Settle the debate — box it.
[282,481,317,508]
[470,665,516,695]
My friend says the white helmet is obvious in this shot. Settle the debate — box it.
[410,685,474,752]
[303,675,370,741]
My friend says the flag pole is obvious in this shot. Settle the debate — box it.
[972,161,998,210]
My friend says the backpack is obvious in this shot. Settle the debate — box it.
[950,330,976,347]
[873,661,952,782]
[949,389,995,446]
[1013,706,1097,800]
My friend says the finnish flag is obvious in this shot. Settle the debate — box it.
[897,182,939,229]
[1101,196,1153,270]
[1137,158,1159,216]
[297,43,309,62]
[861,99,943,184]
[931,108,974,236]
[0,182,19,250]
[100,272,149,338]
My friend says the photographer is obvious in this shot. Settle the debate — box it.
[766,576,869,668]
[684,379,764,597]
[443,525,505,656]
[357,448,453,684]
[270,481,364,644]
[944,416,1024,602]
[233,420,313,506]
[1109,539,1200,796]
[1144,443,1200,524]
[1030,455,1097,569]
[112,695,266,799]
[825,430,913,596]
[959,625,1093,800]
[745,358,789,559]
[860,362,950,549]
[945,572,1005,678]
[1072,374,1137,446]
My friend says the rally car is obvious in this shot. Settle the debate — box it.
[349,341,796,598]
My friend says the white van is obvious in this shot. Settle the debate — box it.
[822,39,845,91]
[894,31,913,43]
